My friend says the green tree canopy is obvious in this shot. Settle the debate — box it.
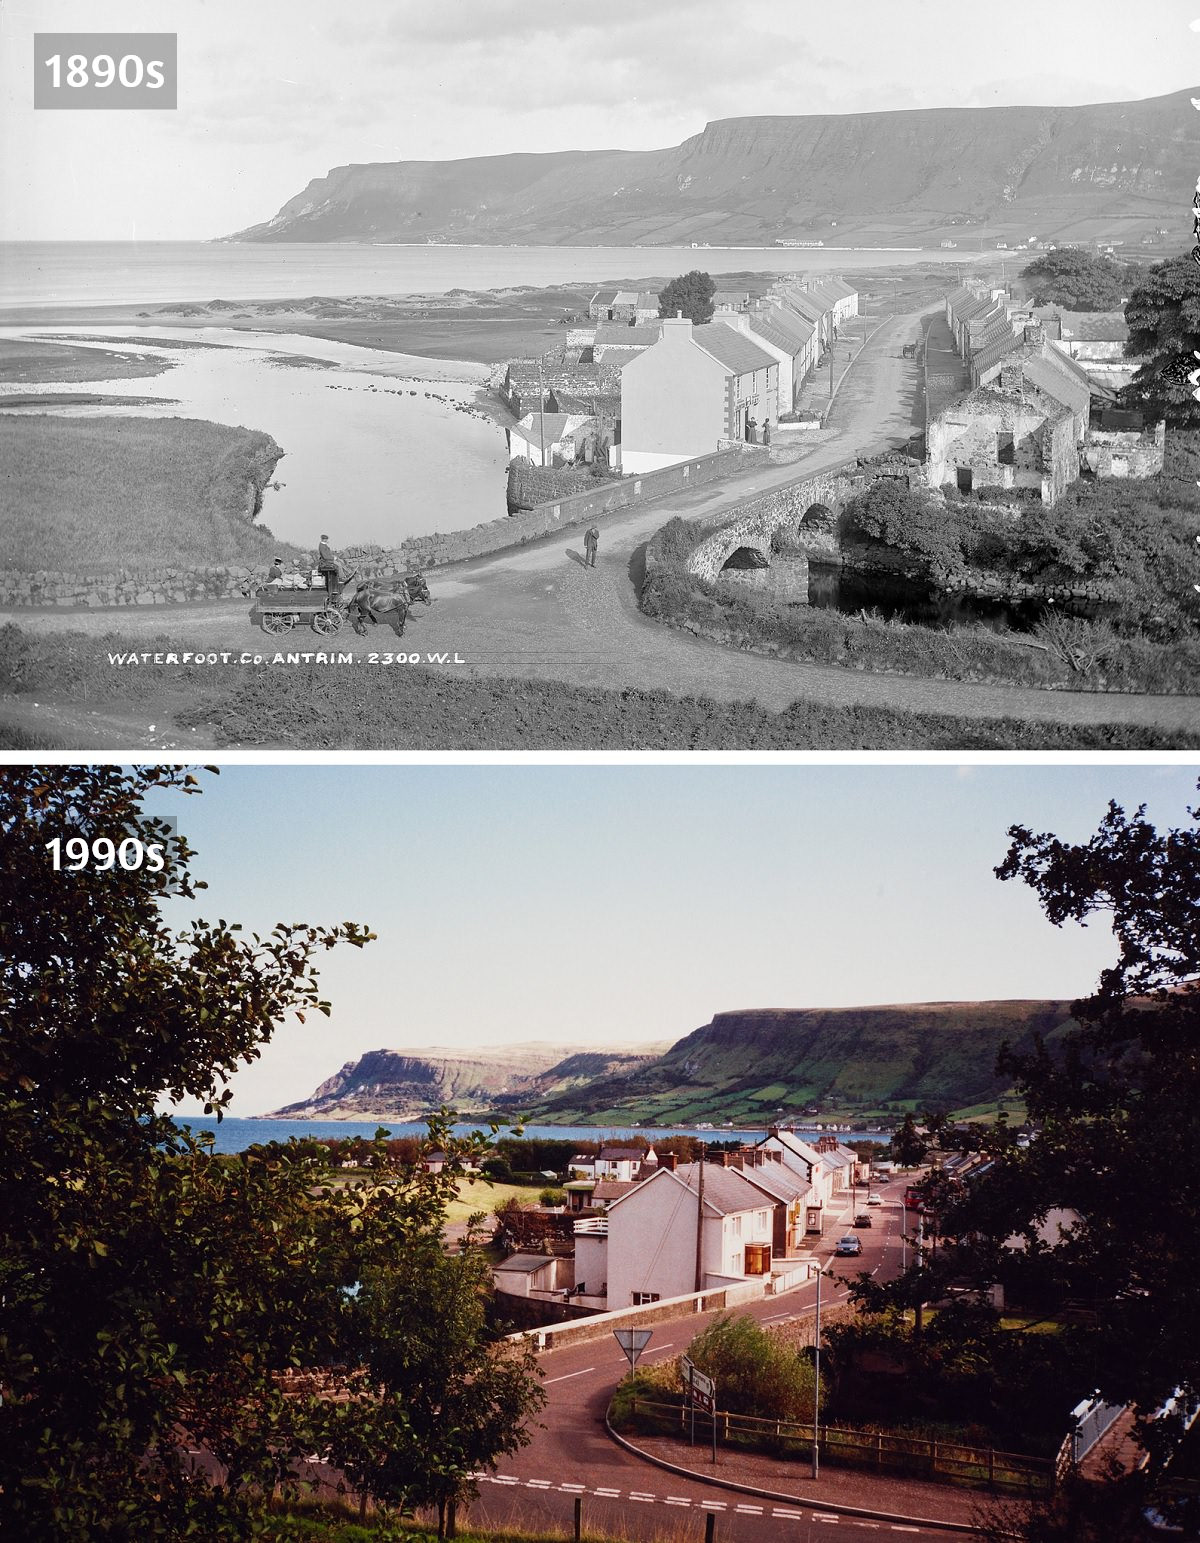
[0,768,543,1542]
[856,785,1200,1478]
[1020,250,1129,311]
[1121,255,1200,427]
[658,270,716,326]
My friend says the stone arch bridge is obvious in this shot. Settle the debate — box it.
[686,463,868,585]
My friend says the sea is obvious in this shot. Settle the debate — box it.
[0,240,970,311]
[0,240,976,548]
[170,1115,890,1156]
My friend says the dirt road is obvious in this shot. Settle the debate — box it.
[6,308,1198,744]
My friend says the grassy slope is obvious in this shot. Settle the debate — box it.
[524,1002,1076,1123]
[1,632,1197,752]
[2,416,293,571]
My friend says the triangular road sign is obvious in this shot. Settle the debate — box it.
[613,1328,653,1369]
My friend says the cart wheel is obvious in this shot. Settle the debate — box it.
[313,608,343,635]
[261,612,294,635]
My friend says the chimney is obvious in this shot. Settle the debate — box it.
[724,313,752,335]
[1023,322,1044,347]
[660,315,693,346]
[661,1152,678,1171]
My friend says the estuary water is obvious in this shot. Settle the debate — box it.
[0,323,508,547]
[170,1115,888,1156]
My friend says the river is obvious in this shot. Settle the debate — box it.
[0,323,508,547]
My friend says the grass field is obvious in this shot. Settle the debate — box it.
[2,416,293,571]
[0,336,174,383]
[2,629,1197,752]
[443,1178,541,1226]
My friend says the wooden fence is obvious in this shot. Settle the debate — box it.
[628,1397,1054,1496]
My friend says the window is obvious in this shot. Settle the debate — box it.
[745,1244,771,1276]
[632,1291,660,1306]
[997,432,1015,465]
[732,1214,742,1236]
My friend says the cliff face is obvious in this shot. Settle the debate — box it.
[264,1043,668,1119]
[229,89,1194,247]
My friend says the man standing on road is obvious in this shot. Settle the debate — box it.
[584,527,599,568]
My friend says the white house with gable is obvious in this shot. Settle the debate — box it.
[575,1161,775,1310]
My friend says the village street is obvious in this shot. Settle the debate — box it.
[5,306,1199,745]
[464,1184,988,1543]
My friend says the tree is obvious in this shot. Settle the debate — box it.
[1121,255,1200,426]
[1021,250,1127,311]
[0,766,380,1539]
[860,785,1200,1474]
[890,1112,930,1167]
[657,270,716,326]
[323,1232,544,1539]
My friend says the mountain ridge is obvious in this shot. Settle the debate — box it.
[228,89,1194,248]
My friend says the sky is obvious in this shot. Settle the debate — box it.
[0,0,1195,240]
[143,762,1200,1116]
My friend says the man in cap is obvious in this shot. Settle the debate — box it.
[317,534,339,599]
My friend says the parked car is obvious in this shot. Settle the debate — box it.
[854,1212,873,1227]
[835,1233,863,1256]
[867,1192,883,1205]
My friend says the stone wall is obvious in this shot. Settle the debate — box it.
[686,461,866,582]
[2,445,757,607]
[0,564,261,609]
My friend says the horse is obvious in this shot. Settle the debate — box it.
[346,571,431,637]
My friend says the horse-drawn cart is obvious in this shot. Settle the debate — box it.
[248,569,432,638]
[250,581,349,637]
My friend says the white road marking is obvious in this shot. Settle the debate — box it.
[559,1482,585,1492]
[665,1497,691,1506]
[630,1492,655,1502]
[773,1508,805,1518]
[525,1479,551,1488]
[545,1367,595,1383]
[736,1504,765,1514]
[594,1487,620,1497]
[891,1529,921,1534]
[492,1475,518,1485]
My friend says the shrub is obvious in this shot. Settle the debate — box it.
[538,1188,566,1208]
[687,1314,815,1422]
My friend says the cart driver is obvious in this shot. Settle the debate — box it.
[317,534,339,599]
[265,557,286,588]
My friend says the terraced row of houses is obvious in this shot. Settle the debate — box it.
[494,1129,869,1313]
[927,285,1163,502]
[500,277,859,475]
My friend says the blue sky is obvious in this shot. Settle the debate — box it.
[149,764,1199,1115]
[1,0,1195,238]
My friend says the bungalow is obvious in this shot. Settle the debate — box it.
[492,1252,574,1300]
[589,289,661,323]
[507,411,594,467]
[579,1162,776,1309]
[568,1146,656,1182]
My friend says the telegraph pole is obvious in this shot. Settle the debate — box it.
[538,354,546,467]
[812,1265,823,1479]
[694,1155,706,1295]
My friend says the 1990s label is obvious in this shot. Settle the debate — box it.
[34,34,177,110]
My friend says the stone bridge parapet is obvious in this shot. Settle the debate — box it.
[686,461,868,583]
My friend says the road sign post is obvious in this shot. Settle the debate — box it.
[612,1328,652,1375]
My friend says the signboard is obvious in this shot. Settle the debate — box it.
[613,1328,652,1371]
[679,1355,695,1385]
[688,1367,716,1414]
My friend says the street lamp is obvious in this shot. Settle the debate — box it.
[812,1264,827,1479]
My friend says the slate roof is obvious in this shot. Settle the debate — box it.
[734,1162,812,1204]
[514,412,580,442]
[593,321,662,348]
[667,1162,778,1216]
[1022,355,1091,418]
[972,329,1022,380]
[598,1145,649,1161]
[692,320,778,375]
[495,1253,557,1274]
[589,289,620,307]
[760,1130,821,1172]
[592,1179,640,1203]
[819,276,858,301]
[774,287,828,328]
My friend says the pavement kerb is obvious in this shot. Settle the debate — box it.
[603,1413,1000,1536]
